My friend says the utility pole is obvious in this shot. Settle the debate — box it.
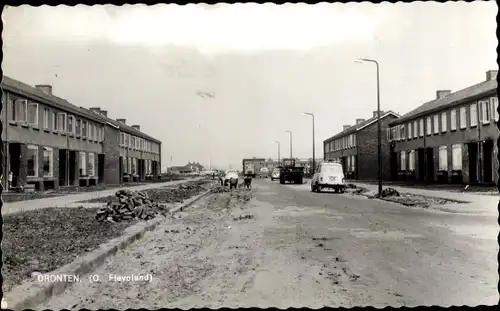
[273,141,280,165]
[303,112,315,175]
[286,130,293,159]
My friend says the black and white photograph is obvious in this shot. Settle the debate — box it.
[1,2,498,309]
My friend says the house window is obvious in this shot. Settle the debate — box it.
[400,151,406,171]
[76,119,81,136]
[480,100,490,124]
[386,128,391,142]
[148,160,152,175]
[128,134,132,148]
[408,150,415,171]
[426,117,432,135]
[27,102,38,126]
[43,108,50,129]
[351,155,356,173]
[353,135,356,147]
[128,157,132,173]
[347,156,351,172]
[470,103,478,127]
[441,112,447,132]
[79,152,87,176]
[43,147,53,177]
[132,158,137,175]
[120,133,125,146]
[92,124,97,141]
[27,145,39,177]
[438,146,448,171]
[401,125,405,140]
[433,114,439,134]
[88,153,95,177]
[57,113,67,132]
[122,157,128,174]
[124,134,129,146]
[459,107,467,129]
[452,144,463,170]
[413,121,418,139]
[67,116,75,134]
[52,112,58,131]
[419,119,424,137]
[450,109,457,130]
[88,123,93,139]
[14,99,28,122]
[490,97,499,121]
[82,121,87,138]
[407,123,412,139]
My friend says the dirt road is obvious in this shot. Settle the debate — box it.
[38,179,498,308]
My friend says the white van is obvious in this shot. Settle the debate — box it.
[311,161,346,193]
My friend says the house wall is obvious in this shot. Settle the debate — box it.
[103,125,121,185]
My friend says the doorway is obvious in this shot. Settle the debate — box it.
[59,149,68,187]
[425,147,434,183]
[98,154,105,184]
[8,143,21,188]
[467,142,478,184]
[417,148,425,182]
[482,140,493,183]
[390,151,398,181]
[69,150,77,185]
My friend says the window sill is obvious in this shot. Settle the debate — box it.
[460,127,467,130]
[450,129,457,132]
[32,126,40,131]
[21,123,29,128]
[9,121,18,126]
[482,121,491,126]
[43,128,51,133]
[470,125,477,128]
[82,137,87,140]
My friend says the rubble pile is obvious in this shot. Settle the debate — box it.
[374,187,400,198]
[212,186,230,193]
[233,214,254,221]
[95,189,170,223]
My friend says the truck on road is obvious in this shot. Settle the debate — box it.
[242,158,265,178]
[279,158,304,184]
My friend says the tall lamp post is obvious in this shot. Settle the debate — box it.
[303,112,315,175]
[285,130,293,159]
[273,141,281,165]
[356,58,382,196]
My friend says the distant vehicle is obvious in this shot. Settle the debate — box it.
[311,161,346,193]
[258,167,269,178]
[279,158,304,184]
[242,158,265,178]
[224,170,239,186]
[244,163,256,177]
[271,168,280,181]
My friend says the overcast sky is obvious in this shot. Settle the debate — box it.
[2,2,497,170]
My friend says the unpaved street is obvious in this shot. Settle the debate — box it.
[40,179,498,309]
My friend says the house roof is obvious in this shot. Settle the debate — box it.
[323,111,400,143]
[1,75,105,124]
[390,79,498,126]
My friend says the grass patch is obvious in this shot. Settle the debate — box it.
[2,207,138,293]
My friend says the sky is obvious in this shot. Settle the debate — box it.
[2,2,498,170]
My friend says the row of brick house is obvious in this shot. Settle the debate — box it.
[323,69,499,185]
[1,75,162,191]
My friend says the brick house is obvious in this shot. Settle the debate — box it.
[323,110,400,180]
[387,70,498,185]
[1,76,161,190]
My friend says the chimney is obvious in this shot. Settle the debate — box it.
[116,118,126,124]
[89,107,101,114]
[373,110,384,117]
[100,110,108,117]
[486,70,498,81]
[436,90,451,99]
[343,125,351,131]
[35,84,52,95]
[132,125,140,131]
[356,118,365,125]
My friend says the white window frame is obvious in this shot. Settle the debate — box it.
[470,103,478,127]
[82,121,88,138]
[451,144,463,170]
[401,125,405,140]
[408,150,415,171]
[413,121,418,139]
[88,153,95,177]
[459,107,467,129]
[440,112,447,132]
[43,108,50,129]
[426,117,432,136]
[386,128,392,142]
[56,112,67,132]
[27,102,39,126]
[87,122,92,139]
[351,155,356,172]
[419,118,424,137]
[490,97,499,121]
[480,100,490,124]
[14,99,28,123]
[450,109,457,131]
[27,145,39,177]
[43,146,54,177]
[79,152,87,177]
[407,123,412,139]
[433,114,439,134]
[400,151,406,171]
[67,115,76,134]
[438,146,448,171]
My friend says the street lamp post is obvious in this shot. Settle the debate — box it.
[273,141,281,165]
[357,58,382,196]
[285,130,293,159]
[303,112,315,175]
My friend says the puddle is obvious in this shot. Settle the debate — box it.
[348,228,423,240]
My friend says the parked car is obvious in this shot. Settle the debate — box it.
[223,170,239,186]
[311,161,346,193]
[271,168,280,181]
